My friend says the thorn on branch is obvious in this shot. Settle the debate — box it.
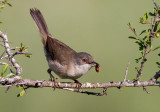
[119,61,130,89]
[150,70,160,82]
[153,0,159,10]
[143,86,150,94]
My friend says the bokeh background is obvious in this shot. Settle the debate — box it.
[0,0,160,112]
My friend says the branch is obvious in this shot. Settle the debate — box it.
[0,76,159,88]
[136,1,160,80]
[0,31,22,76]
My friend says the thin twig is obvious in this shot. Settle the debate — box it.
[0,51,5,60]
[61,87,107,96]
[153,0,159,9]
[0,43,5,47]
[128,24,137,36]
[143,86,150,94]
[12,52,32,57]
[123,61,130,82]
[0,62,7,65]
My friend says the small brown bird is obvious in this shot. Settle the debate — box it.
[30,8,100,87]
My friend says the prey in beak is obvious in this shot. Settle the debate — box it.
[91,61,100,72]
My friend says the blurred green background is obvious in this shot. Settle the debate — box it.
[0,0,160,112]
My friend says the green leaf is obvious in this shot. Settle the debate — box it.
[5,73,15,78]
[139,30,146,35]
[156,62,160,65]
[17,90,25,97]
[149,12,155,16]
[128,36,137,40]
[139,17,144,24]
[7,2,12,7]
[135,57,142,63]
[158,53,160,56]
[127,22,131,26]
[25,54,30,58]
[143,58,147,62]
[133,28,136,33]
[152,46,160,51]
[0,21,3,23]
[137,36,145,42]
[154,22,160,32]
[158,8,160,15]
[20,43,23,48]
[1,64,9,77]
[17,85,23,89]
[144,12,148,21]
[156,62,160,68]
[135,67,139,72]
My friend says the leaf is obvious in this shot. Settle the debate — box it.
[17,90,25,97]
[0,21,3,23]
[139,30,146,35]
[158,53,160,56]
[25,54,30,58]
[158,8,160,15]
[149,12,155,16]
[143,58,147,62]
[144,12,148,21]
[137,36,145,42]
[16,85,23,89]
[5,73,15,78]
[156,62,160,68]
[152,46,160,51]
[7,2,12,7]
[156,62,160,65]
[135,67,139,72]
[1,63,9,77]
[128,36,137,40]
[154,22,160,32]
[127,22,131,26]
[20,43,23,48]
[139,17,144,24]
[139,45,144,52]
[135,57,142,63]
[133,28,136,33]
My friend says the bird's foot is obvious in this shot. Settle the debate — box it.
[53,77,59,89]
[74,79,82,91]
[47,69,59,89]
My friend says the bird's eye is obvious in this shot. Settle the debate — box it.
[82,58,86,63]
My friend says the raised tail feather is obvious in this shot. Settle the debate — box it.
[30,8,51,45]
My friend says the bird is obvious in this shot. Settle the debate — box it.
[30,8,100,88]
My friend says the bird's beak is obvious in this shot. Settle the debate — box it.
[91,61,99,66]
[91,61,100,72]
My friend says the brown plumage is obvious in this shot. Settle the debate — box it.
[30,8,76,66]
[30,8,99,84]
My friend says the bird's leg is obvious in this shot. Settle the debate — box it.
[47,69,59,89]
[74,79,82,91]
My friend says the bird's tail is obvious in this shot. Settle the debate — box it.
[30,8,51,45]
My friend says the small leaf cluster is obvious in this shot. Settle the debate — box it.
[0,0,12,24]
[128,7,160,68]
[19,43,31,58]
[0,0,12,10]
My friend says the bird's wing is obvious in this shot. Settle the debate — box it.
[45,36,77,65]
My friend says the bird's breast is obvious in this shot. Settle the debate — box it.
[48,60,92,79]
